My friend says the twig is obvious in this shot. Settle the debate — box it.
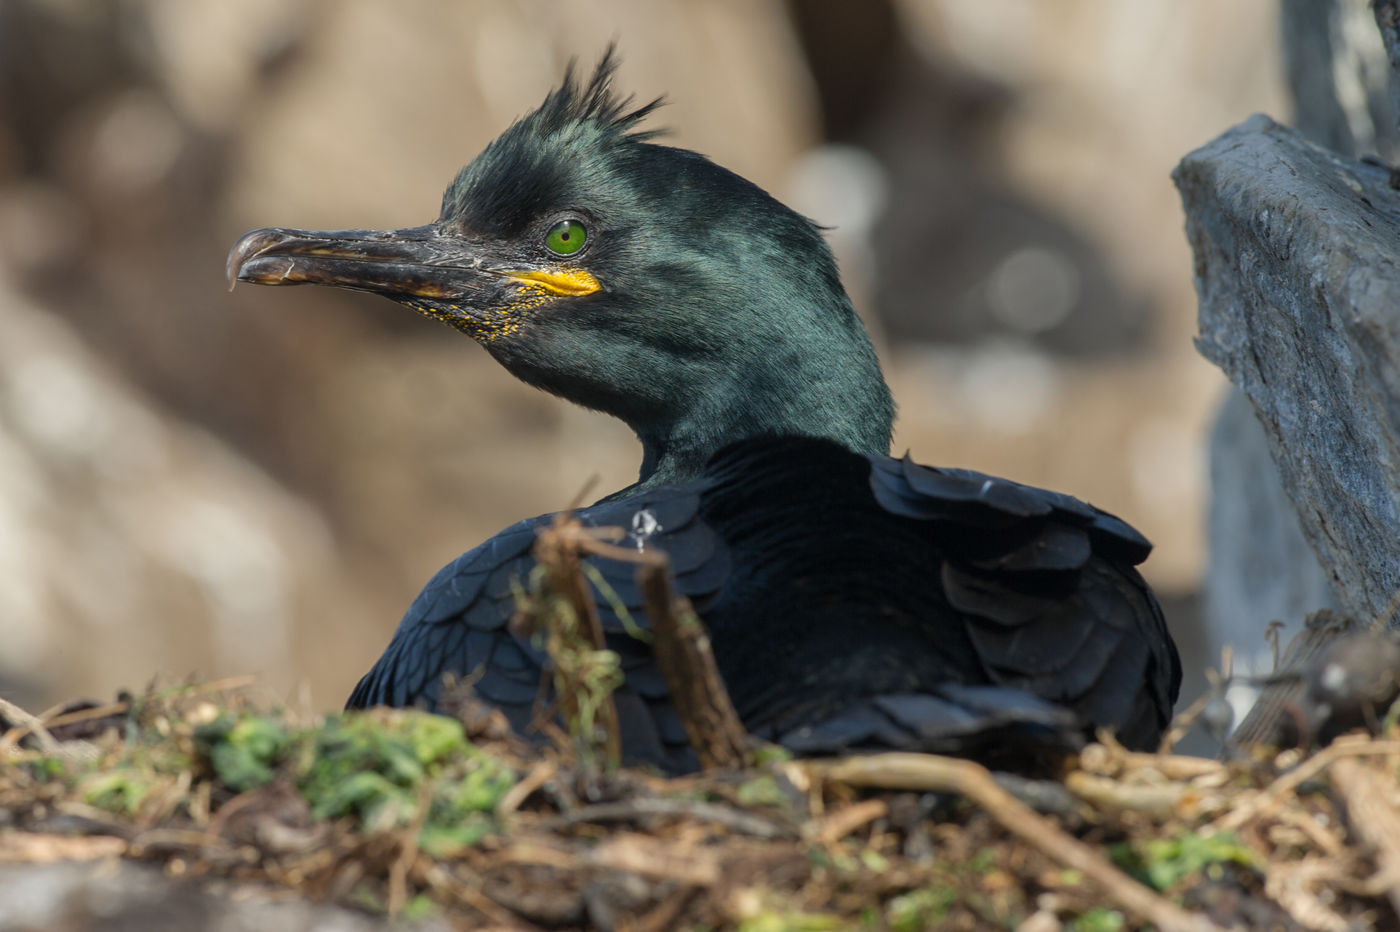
[1213,736,1400,832]
[1264,860,1354,932]
[1271,806,1347,858]
[532,514,622,771]
[126,827,239,857]
[813,798,888,845]
[811,753,1221,932]
[0,832,126,863]
[42,700,130,733]
[419,860,538,929]
[634,885,699,932]
[494,840,580,871]
[1081,743,1225,781]
[1124,752,1225,781]
[588,832,721,885]
[387,781,433,916]
[1267,620,1286,673]
[184,674,261,696]
[1159,647,1231,754]
[1158,689,1214,755]
[636,560,749,770]
[497,759,559,815]
[1064,771,1187,818]
[563,525,750,771]
[1330,756,1400,920]
[549,797,794,839]
[0,697,60,753]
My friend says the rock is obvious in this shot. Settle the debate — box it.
[1200,390,1338,718]
[1177,113,1400,628]
[0,858,449,932]
[1191,0,1400,734]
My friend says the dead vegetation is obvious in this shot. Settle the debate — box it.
[2,521,1399,931]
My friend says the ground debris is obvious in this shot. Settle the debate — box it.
[0,674,1396,931]
[2,525,1396,929]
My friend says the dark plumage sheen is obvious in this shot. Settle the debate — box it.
[229,52,1180,773]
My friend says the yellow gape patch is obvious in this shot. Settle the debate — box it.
[508,268,602,297]
[406,268,602,343]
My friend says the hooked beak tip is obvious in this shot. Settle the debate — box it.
[227,228,290,289]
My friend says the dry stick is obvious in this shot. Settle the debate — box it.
[1271,806,1347,858]
[41,701,129,732]
[813,753,1222,932]
[1118,752,1224,781]
[1158,689,1217,755]
[1212,736,1400,833]
[1330,756,1400,920]
[418,860,535,929]
[387,781,433,917]
[588,832,722,886]
[1064,771,1187,819]
[0,697,59,753]
[533,516,622,770]
[814,798,889,845]
[564,527,750,771]
[497,759,559,816]
[183,673,261,695]
[19,674,258,748]
[635,558,749,771]
[550,797,792,839]
[634,885,699,932]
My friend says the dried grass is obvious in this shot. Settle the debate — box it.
[1,526,1395,930]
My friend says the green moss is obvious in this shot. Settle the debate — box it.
[858,849,889,873]
[885,885,957,931]
[966,847,999,875]
[418,813,494,858]
[81,768,158,815]
[1070,908,1126,932]
[1110,831,1259,892]
[735,775,787,807]
[196,715,288,792]
[26,756,66,782]
[751,745,793,767]
[401,893,439,921]
[297,711,515,840]
[736,910,847,932]
[187,704,516,849]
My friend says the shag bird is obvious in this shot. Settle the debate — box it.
[228,53,1180,773]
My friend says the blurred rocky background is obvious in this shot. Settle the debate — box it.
[0,0,1283,722]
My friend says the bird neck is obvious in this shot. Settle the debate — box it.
[620,312,895,496]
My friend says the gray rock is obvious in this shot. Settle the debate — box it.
[0,859,451,932]
[1200,390,1338,725]
[1177,113,1400,628]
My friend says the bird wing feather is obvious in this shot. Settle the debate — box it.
[346,488,717,772]
[347,438,1177,771]
[868,452,1179,749]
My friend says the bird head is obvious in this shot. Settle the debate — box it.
[229,50,893,489]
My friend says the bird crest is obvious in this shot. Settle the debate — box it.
[438,47,663,228]
[530,46,665,144]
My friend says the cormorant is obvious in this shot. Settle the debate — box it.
[228,52,1180,773]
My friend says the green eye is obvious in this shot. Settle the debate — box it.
[545,219,587,256]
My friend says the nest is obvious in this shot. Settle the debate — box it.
[1,520,1397,931]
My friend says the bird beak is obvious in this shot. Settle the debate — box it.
[227,224,602,342]
[226,224,494,301]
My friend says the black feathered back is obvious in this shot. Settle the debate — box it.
[349,437,1180,771]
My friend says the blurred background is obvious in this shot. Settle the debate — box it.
[0,0,1284,719]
